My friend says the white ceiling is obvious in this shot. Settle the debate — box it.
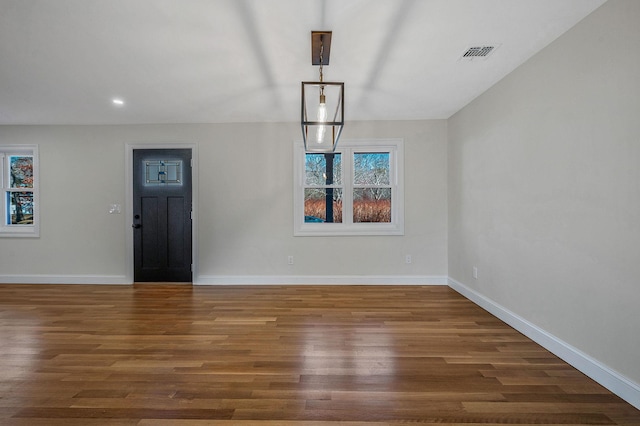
[0,0,607,125]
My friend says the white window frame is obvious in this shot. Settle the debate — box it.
[0,145,40,237]
[294,139,404,236]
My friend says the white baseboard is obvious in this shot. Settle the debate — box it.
[447,277,640,411]
[0,275,130,285]
[0,274,447,286]
[194,275,448,285]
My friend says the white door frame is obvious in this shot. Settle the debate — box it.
[125,143,199,284]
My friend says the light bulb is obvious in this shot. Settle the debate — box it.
[316,126,326,144]
[316,94,327,143]
[317,100,328,122]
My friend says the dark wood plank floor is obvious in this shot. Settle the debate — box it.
[0,284,638,425]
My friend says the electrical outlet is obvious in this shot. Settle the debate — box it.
[405,255,412,264]
[473,266,478,279]
[287,255,294,265]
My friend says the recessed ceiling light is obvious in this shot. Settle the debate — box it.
[112,98,125,106]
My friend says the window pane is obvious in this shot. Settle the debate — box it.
[305,153,342,186]
[145,160,182,184]
[9,156,34,188]
[7,191,34,225]
[353,188,391,223]
[304,188,343,223]
[354,152,389,185]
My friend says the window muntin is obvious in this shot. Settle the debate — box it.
[294,139,403,236]
[1,146,39,237]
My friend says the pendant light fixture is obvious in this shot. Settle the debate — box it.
[301,31,344,152]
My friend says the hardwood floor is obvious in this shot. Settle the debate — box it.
[0,284,638,425]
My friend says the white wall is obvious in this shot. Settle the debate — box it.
[448,0,640,387]
[199,120,448,282]
[0,120,448,284]
[1,126,127,280]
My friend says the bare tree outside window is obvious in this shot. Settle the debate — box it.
[295,139,403,236]
[304,153,342,222]
[1,147,39,237]
[353,153,391,223]
[8,156,34,224]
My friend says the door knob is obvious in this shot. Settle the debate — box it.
[132,224,141,229]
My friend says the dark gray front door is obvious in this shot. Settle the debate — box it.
[133,149,192,282]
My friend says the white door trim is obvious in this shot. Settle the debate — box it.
[125,143,199,284]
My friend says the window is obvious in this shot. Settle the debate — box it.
[294,139,404,236]
[1,145,39,237]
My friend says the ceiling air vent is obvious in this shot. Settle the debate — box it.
[460,45,499,61]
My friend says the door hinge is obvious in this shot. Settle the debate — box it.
[191,263,193,272]
[190,158,194,168]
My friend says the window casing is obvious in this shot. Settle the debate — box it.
[0,145,39,237]
[294,139,404,236]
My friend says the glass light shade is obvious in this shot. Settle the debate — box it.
[301,81,344,152]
